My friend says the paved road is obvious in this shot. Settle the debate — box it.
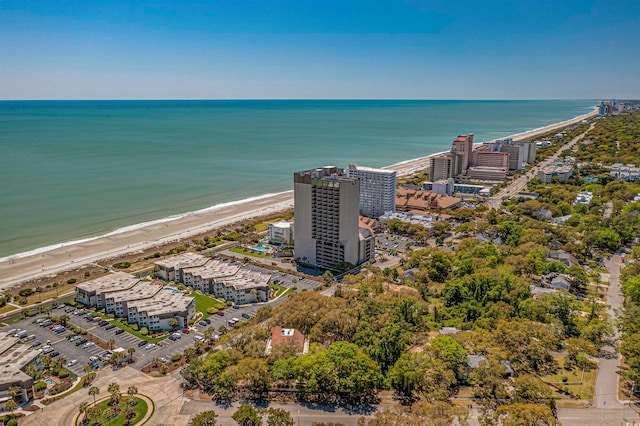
[487,123,595,209]
[594,254,626,409]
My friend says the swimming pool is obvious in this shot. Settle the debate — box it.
[163,287,180,294]
[250,245,269,252]
[45,379,55,385]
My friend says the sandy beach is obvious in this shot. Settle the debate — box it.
[0,107,598,291]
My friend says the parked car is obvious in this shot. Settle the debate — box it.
[105,324,116,330]
[83,342,95,349]
[98,320,109,326]
[145,343,156,350]
[193,335,204,342]
[54,327,66,334]
[198,321,207,326]
[50,351,60,358]
[67,359,78,367]
[182,329,190,334]
[42,346,54,354]
[137,340,147,347]
[168,334,179,341]
[31,340,42,348]
[204,318,211,324]
[114,328,124,335]
[216,311,225,316]
[76,338,89,346]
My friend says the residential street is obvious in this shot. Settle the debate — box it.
[594,254,626,409]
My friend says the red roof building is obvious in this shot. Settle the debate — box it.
[270,326,305,352]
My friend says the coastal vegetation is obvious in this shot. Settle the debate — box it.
[178,111,640,424]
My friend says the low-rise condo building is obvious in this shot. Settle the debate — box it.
[538,163,573,183]
[156,253,273,304]
[75,272,139,308]
[155,252,209,282]
[126,287,195,331]
[75,274,195,330]
[268,220,294,244]
[467,166,508,181]
[396,188,461,211]
[0,332,42,402]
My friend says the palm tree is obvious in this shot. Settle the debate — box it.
[127,386,138,398]
[25,364,38,379]
[79,401,90,423]
[169,316,179,330]
[59,314,70,327]
[84,364,94,375]
[107,382,120,394]
[7,385,21,402]
[110,390,122,406]
[103,407,117,426]
[127,347,135,363]
[88,386,100,405]
[88,405,102,422]
[4,399,17,415]
[107,338,116,350]
[204,327,214,343]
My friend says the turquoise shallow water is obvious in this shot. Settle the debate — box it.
[0,100,594,257]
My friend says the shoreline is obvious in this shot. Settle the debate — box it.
[0,107,598,290]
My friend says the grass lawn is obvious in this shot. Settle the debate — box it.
[254,223,269,232]
[190,291,226,319]
[541,355,598,400]
[269,283,287,298]
[229,246,272,259]
[79,396,148,426]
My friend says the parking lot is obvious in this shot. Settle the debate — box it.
[1,265,323,376]
[1,305,199,374]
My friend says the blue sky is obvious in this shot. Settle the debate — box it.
[1,0,638,99]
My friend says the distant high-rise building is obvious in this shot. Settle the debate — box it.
[451,134,474,173]
[346,164,397,218]
[429,153,458,181]
[294,166,374,269]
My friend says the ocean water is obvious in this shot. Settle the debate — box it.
[0,100,594,258]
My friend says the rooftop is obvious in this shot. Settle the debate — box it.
[155,252,209,270]
[75,271,138,294]
[347,164,397,174]
[106,281,163,303]
[0,333,40,386]
[182,257,241,280]
[127,287,193,316]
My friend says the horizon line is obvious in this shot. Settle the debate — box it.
[0,98,612,102]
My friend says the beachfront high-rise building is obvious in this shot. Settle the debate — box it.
[471,151,510,169]
[346,164,397,218]
[479,138,537,171]
[294,166,374,269]
[429,153,458,181]
[452,134,474,173]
